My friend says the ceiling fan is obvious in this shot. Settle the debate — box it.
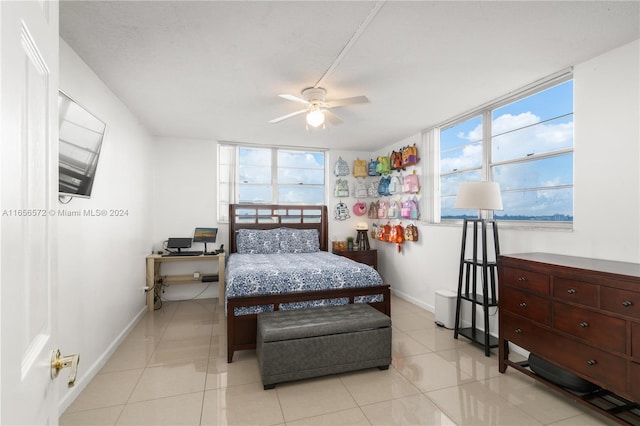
[269,87,369,128]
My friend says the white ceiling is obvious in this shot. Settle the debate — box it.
[59,1,639,151]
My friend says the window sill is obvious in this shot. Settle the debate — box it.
[426,220,573,232]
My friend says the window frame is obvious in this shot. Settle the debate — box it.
[431,69,574,229]
[218,142,326,223]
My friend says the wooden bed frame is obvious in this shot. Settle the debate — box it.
[226,204,391,362]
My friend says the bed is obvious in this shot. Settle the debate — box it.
[225,204,391,362]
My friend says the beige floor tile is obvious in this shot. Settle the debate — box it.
[209,334,228,359]
[201,382,283,426]
[391,297,426,315]
[287,407,371,426]
[125,317,169,342]
[427,381,542,425]
[392,330,432,359]
[405,327,468,352]
[128,358,208,402]
[212,320,226,337]
[391,311,435,332]
[171,299,217,318]
[436,345,503,381]
[65,369,143,412]
[395,352,475,393]
[116,392,204,425]
[59,405,124,425]
[100,339,156,373]
[549,412,621,426]
[205,356,229,390]
[147,335,211,366]
[360,393,457,426]
[161,319,214,341]
[340,367,421,406]
[215,350,262,388]
[483,374,613,425]
[276,376,358,422]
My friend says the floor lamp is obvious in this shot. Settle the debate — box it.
[452,181,503,356]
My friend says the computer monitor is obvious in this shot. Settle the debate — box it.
[193,227,217,254]
[167,238,192,252]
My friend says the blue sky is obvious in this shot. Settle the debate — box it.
[440,80,574,219]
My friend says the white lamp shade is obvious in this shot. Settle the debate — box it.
[306,109,325,127]
[356,222,369,230]
[455,181,503,211]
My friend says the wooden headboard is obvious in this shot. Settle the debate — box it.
[228,204,329,253]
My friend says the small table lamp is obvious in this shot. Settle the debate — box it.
[355,222,370,251]
[453,181,503,356]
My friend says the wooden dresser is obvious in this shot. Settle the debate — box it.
[498,253,640,423]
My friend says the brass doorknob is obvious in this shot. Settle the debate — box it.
[51,349,80,387]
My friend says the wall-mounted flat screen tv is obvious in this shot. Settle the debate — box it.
[58,91,107,198]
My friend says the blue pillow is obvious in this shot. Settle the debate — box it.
[236,229,281,254]
[279,228,320,253]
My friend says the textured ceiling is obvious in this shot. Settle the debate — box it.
[59,1,639,151]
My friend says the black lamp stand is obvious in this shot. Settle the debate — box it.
[453,218,500,356]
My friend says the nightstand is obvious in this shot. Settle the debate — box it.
[332,249,378,271]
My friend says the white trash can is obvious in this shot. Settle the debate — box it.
[434,289,457,329]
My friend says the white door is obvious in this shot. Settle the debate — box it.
[1,1,61,424]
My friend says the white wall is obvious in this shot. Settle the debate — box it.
[150,137,221,300]
[375,39,640,334]
[57,39,154,411]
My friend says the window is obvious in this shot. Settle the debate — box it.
[439,75,573,224]
[218,143,325,222]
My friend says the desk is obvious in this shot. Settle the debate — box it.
[145,252,225,311]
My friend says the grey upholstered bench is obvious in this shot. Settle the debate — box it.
[256,303,392,389]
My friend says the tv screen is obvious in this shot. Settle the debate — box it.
[58,91,107,198]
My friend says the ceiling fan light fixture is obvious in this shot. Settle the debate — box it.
[306,108,325,128]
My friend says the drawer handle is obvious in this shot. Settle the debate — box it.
[579,322,589,328]
[519,302,527,308]
[518,277,526,282]
[586,359,597,366]
[515,328,522,334]
[567,288,576,294]
[622,300,633,307]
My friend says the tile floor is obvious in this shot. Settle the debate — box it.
[60,296,618,425]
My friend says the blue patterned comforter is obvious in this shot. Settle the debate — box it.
[225,251,384,315]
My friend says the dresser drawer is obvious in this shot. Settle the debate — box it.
[631,362,640,402]
[633,322,640,359]
[500,311,556,357]
[553,302,626,354]
[600,287,640,320]
[501,267,549,295]
[502,311,627,392]
[541,334,627,392]
[500,286,551,325]
[553,278,598,308]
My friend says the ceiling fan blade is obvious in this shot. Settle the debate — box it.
[326,95,369,108]
[268,109,307,124]
[278,94,309,105]
[323,110,343,126]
